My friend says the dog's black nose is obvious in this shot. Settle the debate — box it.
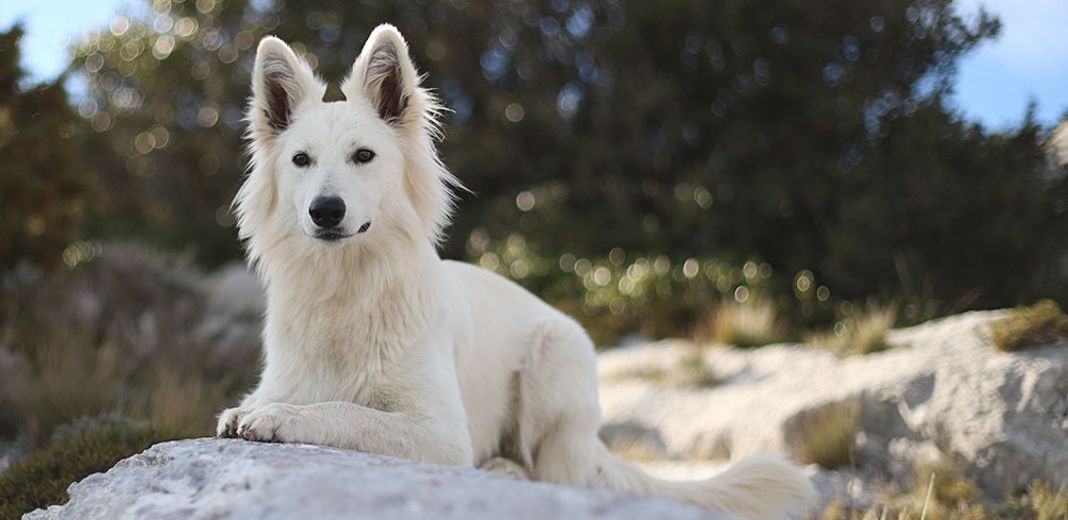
[309,196,346,228]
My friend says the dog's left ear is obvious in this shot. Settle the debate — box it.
[343,24,419,126]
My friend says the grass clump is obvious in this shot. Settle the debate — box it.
[912,460,980,510]
[814,460,1068,520]
[669,348,724,388]
[900,460,1001,520]
[1007,481,1068,520]
[611,346,723,389]
[706,298,785,348]
[790,401,861,469]
[807,305,897,357]
[3,341,123,446]
[817,500,867,520]
[0,423,186,520]
[0,246,257,518]
[0,244,260,447]
[989,299,1068,352]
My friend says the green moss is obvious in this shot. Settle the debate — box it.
[0,424,188,520]
[990,300,1068,352]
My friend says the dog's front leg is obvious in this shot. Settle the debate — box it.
[234,400,473,466]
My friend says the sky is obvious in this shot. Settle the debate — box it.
[1,0,1065,130]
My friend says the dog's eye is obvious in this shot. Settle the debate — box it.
[292,152,311,167]
[352,148,375,164]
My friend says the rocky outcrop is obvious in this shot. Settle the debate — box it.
[27,438,729,520]
[599,311,1068,501]
[22,310,1065,517]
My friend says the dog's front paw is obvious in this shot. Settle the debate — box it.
[479,457,531,480]
[217,406,254,438]
[236,403,305,443]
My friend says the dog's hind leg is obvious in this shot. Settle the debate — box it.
[512,317,613,487]
[513,317,815,518]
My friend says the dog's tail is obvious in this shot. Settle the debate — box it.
[585,442,816,519]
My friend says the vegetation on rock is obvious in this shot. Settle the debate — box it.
[989,300,1068,352]
[790,401,861,470]
[0,423,185,520]
[807,305,897,357]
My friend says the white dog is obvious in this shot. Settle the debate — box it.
[217,24,815,519]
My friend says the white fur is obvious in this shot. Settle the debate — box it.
[218,25,816,519]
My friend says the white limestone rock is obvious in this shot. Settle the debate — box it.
[26,438,730,520]
[599,311,1068,499]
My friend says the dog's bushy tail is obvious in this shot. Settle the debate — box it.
[588,442,816,519]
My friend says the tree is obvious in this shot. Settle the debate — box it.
[0,25,87,270]
[68,0,1067,317]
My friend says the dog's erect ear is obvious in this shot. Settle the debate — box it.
[250,37,320,137]
[343,25,419,126]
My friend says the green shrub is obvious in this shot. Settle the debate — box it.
[0,423,186,520]
[466,232,807,344]
[989,300,1068,352]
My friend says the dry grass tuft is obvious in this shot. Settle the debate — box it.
[989,299,1068,352]
[706,298,785,348]
[610,346,723,389]
[912,460,979,508]
[790,401,861,469]
[807,305,897,357]
[3,341,124,446]
[668,347,724,388]
[1008,481,1068,520]
[0,244,260,447]
[813,459,1068,520]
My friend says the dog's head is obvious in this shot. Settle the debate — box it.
[236,25,459,263]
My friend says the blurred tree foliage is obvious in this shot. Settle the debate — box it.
[0,26,87,270]
[64,0,1068,321]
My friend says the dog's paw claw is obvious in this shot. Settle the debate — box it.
[216,406,251,439]
[235,403,300,443]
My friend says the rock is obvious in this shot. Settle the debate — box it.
[598,311,1068,500]
[27,438,731,520]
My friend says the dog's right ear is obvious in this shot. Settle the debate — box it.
[250,37,321,140]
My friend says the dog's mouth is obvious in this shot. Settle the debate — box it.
[314,231,352,242]
[313,222,370,242]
